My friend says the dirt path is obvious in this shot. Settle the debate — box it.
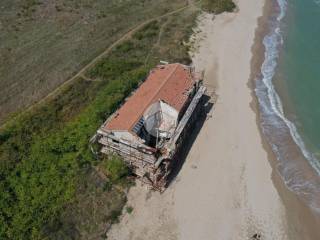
[144,18,170,65]
[0,1,200,129]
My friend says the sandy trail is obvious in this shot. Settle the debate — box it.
[107,0,291,239]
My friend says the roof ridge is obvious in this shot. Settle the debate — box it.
[150,64,179,101]
[127,64,179,130]
[165,65,192,108]
[104,63,194,133]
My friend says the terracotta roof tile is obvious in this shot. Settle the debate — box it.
[104,63,195,132]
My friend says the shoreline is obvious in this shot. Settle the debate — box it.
[249,0,320,239]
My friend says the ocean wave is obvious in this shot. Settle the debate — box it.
[314,0,320,6]
[261,0,320,175]
[277,0,287,21]
[255,0,320,212]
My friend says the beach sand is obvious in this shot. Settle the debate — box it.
[107,0,316,239]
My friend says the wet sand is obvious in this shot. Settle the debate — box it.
[106,0,317,239]
[250,0,320,239]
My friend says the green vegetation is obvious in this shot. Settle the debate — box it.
[102,155,130,182]
[133,20,160,40]
[109,210,122,224]
[0,64,147,240]
[202,0,236,14]
[88,58,142,80]
[126,206,134,214]
[0,5,200,239]
[45,168,128,240]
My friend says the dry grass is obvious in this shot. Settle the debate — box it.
[0,0,188,124]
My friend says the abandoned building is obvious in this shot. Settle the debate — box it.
[93,63,206,190]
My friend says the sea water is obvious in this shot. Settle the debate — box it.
[278,0,320,160]
[255,0,320,213]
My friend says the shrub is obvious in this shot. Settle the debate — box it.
[202,0,236,14]
[109,210,122,223]
[103,155,129,182]
[103,181,113,192]
[0,66,146,240]
[126,206,133,214]
[133,20,160,40]
[116,41,135,53]
[88,58,142,80]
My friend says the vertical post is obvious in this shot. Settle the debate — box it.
[156,128,159,149]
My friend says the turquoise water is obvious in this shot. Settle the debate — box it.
[278,0,320,155]
[255,0,320,213]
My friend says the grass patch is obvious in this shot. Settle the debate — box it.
[0,66,147,240]
[88,58,142,80]
[109,210,122,224]
[102,155,130,182]
[202,0,236,14]
[133,20,160,40]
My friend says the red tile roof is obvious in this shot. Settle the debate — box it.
[104,63,195,132]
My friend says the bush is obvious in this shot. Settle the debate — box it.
[126,206,133,214]
[116,41,135,53]
[88,58,142,80]
[0,66,147,240]
[103,155,129,182]
[202,0,236,14]
[103,181,113,192]
[109,210,122,223]
[133,20,160,40]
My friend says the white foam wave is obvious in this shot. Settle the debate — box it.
[277,0,287,21]
[314,0,320,6]
[259,0,320,176]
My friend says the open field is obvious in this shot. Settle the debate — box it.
[0,0,189,124]
[0,2,200,239]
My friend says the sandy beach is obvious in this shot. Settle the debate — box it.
[107,0,316,239]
